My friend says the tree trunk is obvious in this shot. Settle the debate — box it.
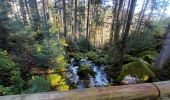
[19,0,28,24]
[110,1,118,43]
[74,0,77,40]
[118,0,137,71]
[28,0,40,31]
[62,0,67,37]
[86,0,90,39]
[114,0,124,42]
[155,23,170,69]
[135,0,149,35]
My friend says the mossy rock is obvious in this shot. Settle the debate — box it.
[78,64,94,79]
[136,51,158,63]
[118,59,156,82]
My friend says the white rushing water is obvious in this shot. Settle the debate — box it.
[68,58,109,89]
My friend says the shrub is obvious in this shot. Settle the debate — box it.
[28,76,51,93]
[0,50,24,94]
[47,74,69,91]
[33,38,68,71]
[126,32,157,56]
[136,51,158,63]
[76,36,93,52]
[118,59,156,82]
[0,85,12,95]
[123,54,138,64]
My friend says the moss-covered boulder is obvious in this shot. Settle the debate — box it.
[78,64,94,79]
[118,59,156,82]
[136,51,158,63]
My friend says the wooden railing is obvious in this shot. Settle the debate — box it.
[0,81,170,100]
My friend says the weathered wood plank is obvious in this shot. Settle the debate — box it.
[154,81,170,97]
[0,83,159,100]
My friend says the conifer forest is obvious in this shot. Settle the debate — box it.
[0,0,170,96]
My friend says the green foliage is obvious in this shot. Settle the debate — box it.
[127,32,157,56]
[78,64,94,79]
[72,51,108,64]
[123,54,138,64]
[47,74,69,91]
[118,59,156,82]
[0,85,12,95]
[136,51,158,63]
[0,51,15,70]
[28,76,51,93]
[0,50,24,93]
[33,38,68,71]
[76,36,93,52]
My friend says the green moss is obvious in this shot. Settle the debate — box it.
[78,64,95,80]
[136,51,158,63]
[137,51,158,59]
[118,59,156,82]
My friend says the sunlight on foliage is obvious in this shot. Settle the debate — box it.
[47,74,69,91]
[47,74,62,86]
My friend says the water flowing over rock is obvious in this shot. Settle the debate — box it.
[67,58,109,89]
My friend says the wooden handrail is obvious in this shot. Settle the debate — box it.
[0,81,170,100]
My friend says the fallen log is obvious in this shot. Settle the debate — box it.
[0,81,170,100]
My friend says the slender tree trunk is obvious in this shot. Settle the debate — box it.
[155,23,170,69]
[119,0,137,71]
[135,0,149,35]
[86,0,90,39]
[62,0,67,37]
[19,0,28,24]
[74,0,77,40]
[122,0,131,34]
[148,0,155,21]
[110,1,118,43]
[114,0,124,42]
[28,0,40,31]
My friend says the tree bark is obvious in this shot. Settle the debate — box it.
[155,23,170,69]
[19,0,28,24]
[114,0,124,42]
[119,0,137,70]
[74,0,77,40]
[62,0,67,37]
